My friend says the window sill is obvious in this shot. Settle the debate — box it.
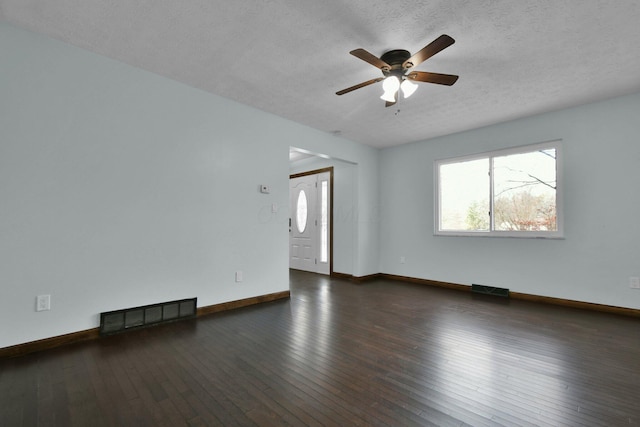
[435,231,565,239]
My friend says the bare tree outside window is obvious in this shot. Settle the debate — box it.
[493,148,557,231]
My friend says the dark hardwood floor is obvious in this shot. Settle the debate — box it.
[2,270,639,426]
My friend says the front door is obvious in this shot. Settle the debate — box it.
[289,170,331,274]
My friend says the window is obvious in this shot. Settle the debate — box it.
[296,190,308,233]
[320,180,328,263]
[435,141,562,238]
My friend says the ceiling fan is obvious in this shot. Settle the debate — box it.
[336,34,459,107]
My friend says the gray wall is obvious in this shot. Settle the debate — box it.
[379,92,640,309]
[0,23,379,348]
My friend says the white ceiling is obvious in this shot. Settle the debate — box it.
[2,1,640,148]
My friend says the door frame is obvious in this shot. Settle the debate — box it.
[289,167,334,275]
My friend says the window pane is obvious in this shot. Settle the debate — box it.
[296,190,308,233]
[320,180,328,263]
[493,148,557,231]
[439,158,489,231]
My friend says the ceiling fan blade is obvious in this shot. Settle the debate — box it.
[350,49,391,71]
[336,77,384,95]
[407,71,459,86]
[402,34,455,69]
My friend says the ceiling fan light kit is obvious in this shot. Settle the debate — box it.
[336,34,459,107]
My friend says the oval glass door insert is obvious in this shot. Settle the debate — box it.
[296,190,308,233]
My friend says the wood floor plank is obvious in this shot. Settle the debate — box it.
[2,270,639,426]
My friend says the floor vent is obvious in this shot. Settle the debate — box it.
[100,298,197,336]
[471,284,510,298]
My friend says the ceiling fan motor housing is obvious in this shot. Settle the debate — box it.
[380,49,411,77]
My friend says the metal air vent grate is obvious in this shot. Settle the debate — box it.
[99,298,197,335]
[471,284,510,298]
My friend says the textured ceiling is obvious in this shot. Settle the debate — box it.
[2,1,640,148]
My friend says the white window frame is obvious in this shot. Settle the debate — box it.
[435,140,563,238]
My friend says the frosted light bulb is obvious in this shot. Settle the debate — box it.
[380,76,400,102]
[401,79,418,98]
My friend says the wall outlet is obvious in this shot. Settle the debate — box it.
[400,256,406,264]
[36,295,51,311]
[629,276,640,289]
[235,271,243,282]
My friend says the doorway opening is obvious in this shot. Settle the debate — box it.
[289,167,333,275]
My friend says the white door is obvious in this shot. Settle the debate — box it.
[289,171,331,274]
